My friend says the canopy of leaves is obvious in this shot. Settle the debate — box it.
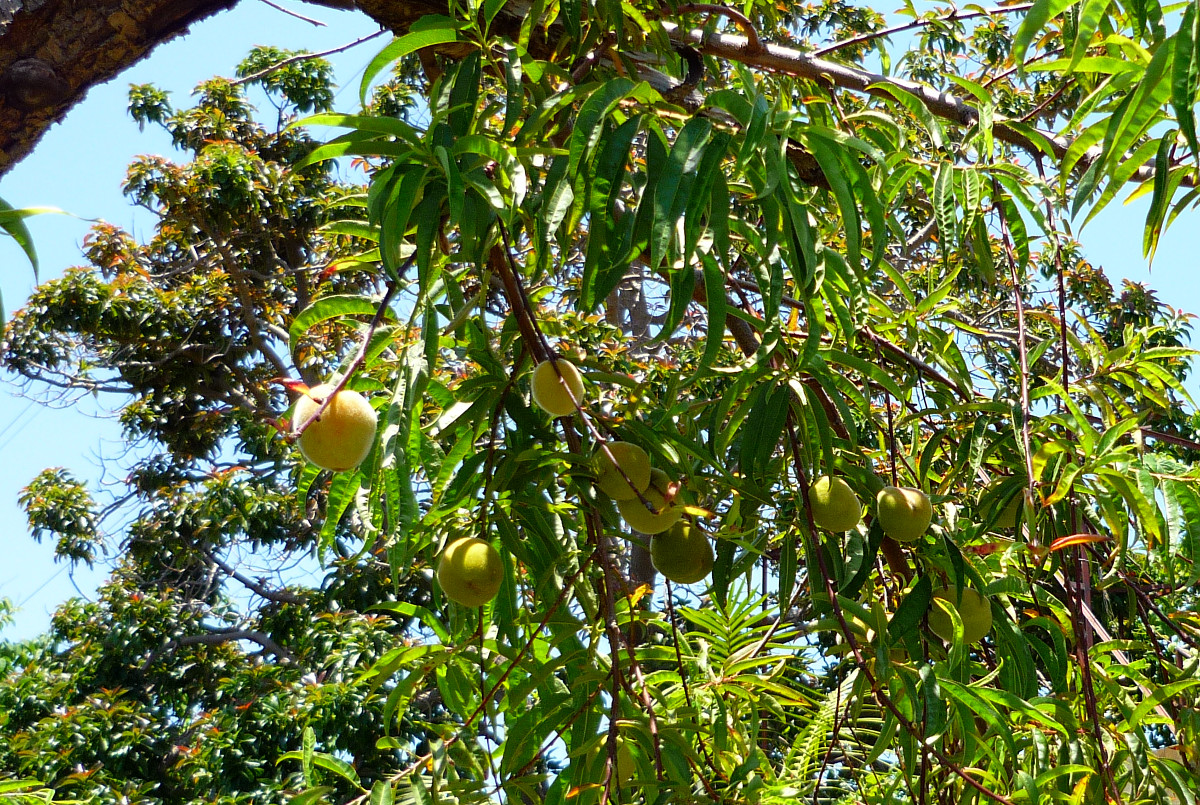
[5,2,1200,804]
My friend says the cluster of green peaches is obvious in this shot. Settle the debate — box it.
[533,357,715,588]
[809,476,993,645]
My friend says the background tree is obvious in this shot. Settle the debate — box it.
[5,0,1200,804]
[0,50,438,804]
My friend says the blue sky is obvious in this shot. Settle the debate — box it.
[0,0,380,641]
[0,1,1195,642]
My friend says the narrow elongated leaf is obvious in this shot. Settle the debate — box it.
[1013,0,1077,68]
[868,83,945,148]
[581,116,641,310]
[1144,134,1178,261]
[1122,678,1200,731]
[1173,3,1200,160]
[567,78,636,173]
[649,116,713,270]
[370,781,395,805]
[361,22,462,103]
[294,112,423,146]
[804,133,861,268]
[888,575,931,640]
[290,295,392,357]
[0,197,53,277]
[1070,0,1115,71]
[1098,38,1174,181]
[933,162,956,259]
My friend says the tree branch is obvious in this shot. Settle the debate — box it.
[174,628,295,662]
[200,545,304,604]
[662,22,1182,187]
[231,29,387,86]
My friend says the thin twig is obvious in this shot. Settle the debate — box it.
[289,268,404,440]
[813,3,1034,58]
[200,545,303,604]
[661,24,1188,187]
[174,629,295,662]
[257,0,327,26]
[232,30,389,87]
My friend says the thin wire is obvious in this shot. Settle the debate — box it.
[0,402,43,454]
[0,398,39,443]
[16,563,68,608]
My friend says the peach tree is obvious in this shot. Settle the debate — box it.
[4,0,1200,803]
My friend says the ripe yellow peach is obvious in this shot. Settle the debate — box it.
[531,358,585,417]
[292,383,377,472]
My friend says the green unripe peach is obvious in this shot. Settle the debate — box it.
[588,739,636,787]
[928,587,992,645]
[876,486,932,542]
[293,383,378,472]
[808,475,862,532]
[531,358,585,417]
[592,441,652,501]
[994,492,1023,530]
[615,741,636,787]
[618,469,682,534]
[650,520,714,584]
[436,537,504,607]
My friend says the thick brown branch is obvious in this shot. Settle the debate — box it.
[663,22,1179,187]
[174,628,295,662]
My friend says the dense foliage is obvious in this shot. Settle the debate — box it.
[5,0,1200,803]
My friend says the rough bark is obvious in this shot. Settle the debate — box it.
[0,0,448,178]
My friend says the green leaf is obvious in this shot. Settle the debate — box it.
[309,754,362,787]
[1097,37,1174,182]
[1173,3,1200,160]
[580,115,641,310]
[370,781,395,805]
[803,133,861,269]
[567,78,637,174]
[1070,0,1115,71]
[290,294,393,357]
[919,664,947,740]
[303,726,316,787]
[1013,0,1077,68]
[695,253,728,378]
[294,113,423,146]
[737,382,790,486]
[868,83,944,149]
[1143,134,1180,261]
[0,197,54,278]
[940,678,1017,759]
[933,161,956,259]
[1121,678,1200,731]
[294,134,414,169]
[649,116,713,270]
[360,21,463,103]
[888,575,931,640]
